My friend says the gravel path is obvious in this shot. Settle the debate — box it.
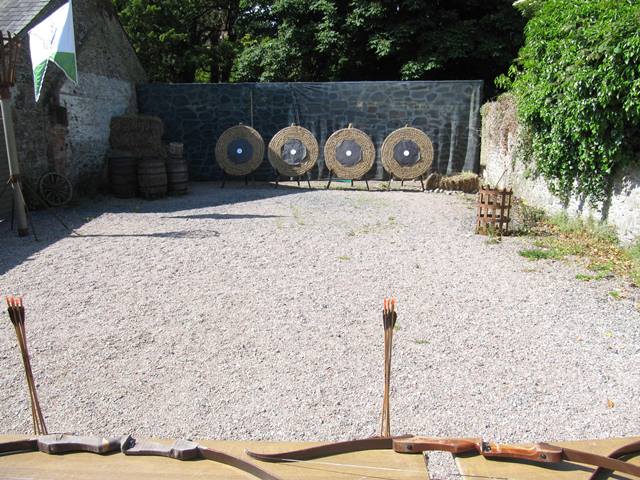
[1,182,639,477]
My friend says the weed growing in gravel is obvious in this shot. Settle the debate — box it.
[512,201,547,235]
[609,290,622,300]
[346,217,398,237]
[290,204,305,225]
[485,224,502,245]
[338,255,351,261]
[414,339,430,345]
[519,248,562,260]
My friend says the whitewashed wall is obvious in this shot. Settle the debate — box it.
[481,96,640,244]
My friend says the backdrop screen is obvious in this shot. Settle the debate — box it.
[137,81,482,181]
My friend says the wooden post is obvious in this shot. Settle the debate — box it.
[1,31,28,236]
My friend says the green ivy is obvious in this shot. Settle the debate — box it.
[499,0,640,204]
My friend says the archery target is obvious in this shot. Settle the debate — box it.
[324,126,375,179]
[381,127,433,180]
[268,125,319,177]
[215,125,264,176]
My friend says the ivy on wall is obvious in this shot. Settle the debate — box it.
[499,0,640,204]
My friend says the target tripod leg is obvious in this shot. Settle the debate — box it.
[401,180,404,187]
[365,179,370,191]
[306,173,312,189]
[21,180,71,232]
[326,172,332,190]
[296,177,301,187]
[388,177,393,190]
[25,206,38,242]
[274,174,279,189]
[244,175,249,186]
[10,189,14,231]
[221,171,226,189]
[420,176,425,191]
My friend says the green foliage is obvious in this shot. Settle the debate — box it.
[513,200,547,234]
[519,248,563,260]
[114,0,524,91]
[549,213,619,244]
[502,0,640,203]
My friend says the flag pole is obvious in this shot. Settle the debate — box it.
[0,31,29,236]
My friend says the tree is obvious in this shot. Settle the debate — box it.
[113,1,524,93]
[231,0,524,95]
[112,0,242,83]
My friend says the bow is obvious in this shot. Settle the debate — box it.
[0,434,283,480]
[246,434,640,479]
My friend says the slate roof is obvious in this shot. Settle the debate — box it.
[0,0,52,35]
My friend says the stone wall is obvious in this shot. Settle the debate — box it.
[138,81,482,181]
[0,0,145,221]
[481,95,640,243]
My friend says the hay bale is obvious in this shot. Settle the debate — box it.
[439,172,480,193]
[424,172,442,190]
[109,115,164,151]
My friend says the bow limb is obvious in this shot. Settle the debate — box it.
[586,439,640,480]
[246,435,413,462]
[0,438,38,454]
[122,437,283,480]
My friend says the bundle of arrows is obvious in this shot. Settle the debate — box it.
[6,295,47,435]
[381,297,397,438]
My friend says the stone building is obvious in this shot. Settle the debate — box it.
[0,0,145,222]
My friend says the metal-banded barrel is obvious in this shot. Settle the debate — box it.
[107,150,137,198]
[137,157,167,199]
[167,143,188,195]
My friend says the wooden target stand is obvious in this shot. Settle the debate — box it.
[387,175,426,192]
[325,175,369,191]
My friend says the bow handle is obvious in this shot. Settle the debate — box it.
[122,438,200,460]
[37,434,125,454]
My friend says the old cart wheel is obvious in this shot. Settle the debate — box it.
[38,172,73,206]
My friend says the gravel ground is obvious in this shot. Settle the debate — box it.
[1,182,639,478]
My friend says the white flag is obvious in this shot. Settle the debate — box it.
[28,1,78,102]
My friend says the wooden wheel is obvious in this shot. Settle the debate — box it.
[38,172,72,206]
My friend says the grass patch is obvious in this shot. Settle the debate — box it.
[519,248,562,260]
[338,255,351,261]
[517,209,640,287]
[414,339,430,345]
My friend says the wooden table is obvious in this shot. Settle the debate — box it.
[0,435,429,480]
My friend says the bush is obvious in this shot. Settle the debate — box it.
[499,0,640,204]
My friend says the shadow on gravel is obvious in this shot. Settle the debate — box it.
[0,182,306,276]
[163,212,283,220]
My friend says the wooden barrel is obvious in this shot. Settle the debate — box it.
[137,157,167,199]
[166,153,189,195]
[108,150,137,198]
[168,142,184,156]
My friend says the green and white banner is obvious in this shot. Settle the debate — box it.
[28,1,78,102]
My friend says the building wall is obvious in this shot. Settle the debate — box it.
[0,0,145,221]
[481,95,640,244]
